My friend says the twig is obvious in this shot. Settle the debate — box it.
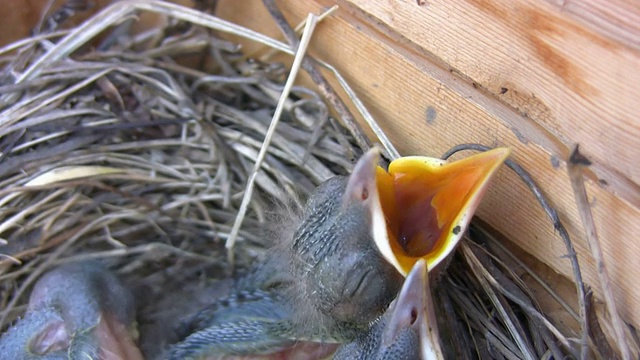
[0,30,70,56]
[256,5,339,63]
[472,223,581,322]
[13,0,294,83]
[8,0,393,159]
[586,289,620,359]
[567,144,631,360]
[261,0,379,158]
[464,241,576,356]
[462,243,537,360]
[225,13,320,260]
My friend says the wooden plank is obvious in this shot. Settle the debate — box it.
[542,0,640,50]
[0,0,49,46]
[343,0,640,205]
[216,0,640,327]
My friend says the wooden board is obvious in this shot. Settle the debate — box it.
[215,0,640,327]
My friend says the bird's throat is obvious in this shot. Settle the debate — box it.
[373,148,510,275]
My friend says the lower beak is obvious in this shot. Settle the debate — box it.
[373,148,510,275]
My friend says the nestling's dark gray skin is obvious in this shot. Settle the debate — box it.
[167,149,404,359]
[334,259,437,360]
[0,262,142,360]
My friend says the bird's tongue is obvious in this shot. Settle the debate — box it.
[396,192,439,257]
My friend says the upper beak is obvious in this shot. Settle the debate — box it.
[358,147,510,276]
[383,259,444,359]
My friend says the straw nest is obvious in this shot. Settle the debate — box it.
[0,1,632,359]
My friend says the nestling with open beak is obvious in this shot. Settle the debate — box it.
[168,146,509,359]
[372,147,510,275]
[0,262,143,360]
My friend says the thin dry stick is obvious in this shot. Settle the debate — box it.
[13,0,293,83]
[567,144,631,360]
[464,241,575,354]
[328,62,399,160]
[256,5,339,62]
[262,0,381,158]
[10,0,394,158]
[225,13,320,259]
[475,224,580,321]
[0,30,71,56]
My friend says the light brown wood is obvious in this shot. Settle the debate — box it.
[344,0,640,205]
[0,0,49,46]
[216,0,640,327]
[542,0,640,51]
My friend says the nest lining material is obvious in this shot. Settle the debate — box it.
[0,1,622,359]
[0,0,354,334]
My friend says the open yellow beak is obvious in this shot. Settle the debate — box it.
[372,148,510,276]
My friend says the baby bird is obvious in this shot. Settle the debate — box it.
[168,146,508,359]
[333,259,443,360]
[0,262,143,360]
[167,148,404,359]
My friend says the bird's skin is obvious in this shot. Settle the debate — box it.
[167,149,404,359]
[0,262,143,360]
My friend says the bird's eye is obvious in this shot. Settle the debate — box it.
[361,188,369,200]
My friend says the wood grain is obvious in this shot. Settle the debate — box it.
[216,0,640,327]
[343,0,640,204]
[542,0,640,51]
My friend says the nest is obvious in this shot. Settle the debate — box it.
[0,1,633,359]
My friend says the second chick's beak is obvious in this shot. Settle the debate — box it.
[333,259,444,360]
[365,147,510,276]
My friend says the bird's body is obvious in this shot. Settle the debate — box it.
[167,150,404,359]
[0,262,143,360]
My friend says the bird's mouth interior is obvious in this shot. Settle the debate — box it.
[373,148,510,275]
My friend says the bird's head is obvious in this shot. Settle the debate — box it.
[290,146,508,328]
[291,148,403,327]
[0,262,143,360]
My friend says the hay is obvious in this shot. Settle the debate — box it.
[0,0,630,359]
[0,1,358,353]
